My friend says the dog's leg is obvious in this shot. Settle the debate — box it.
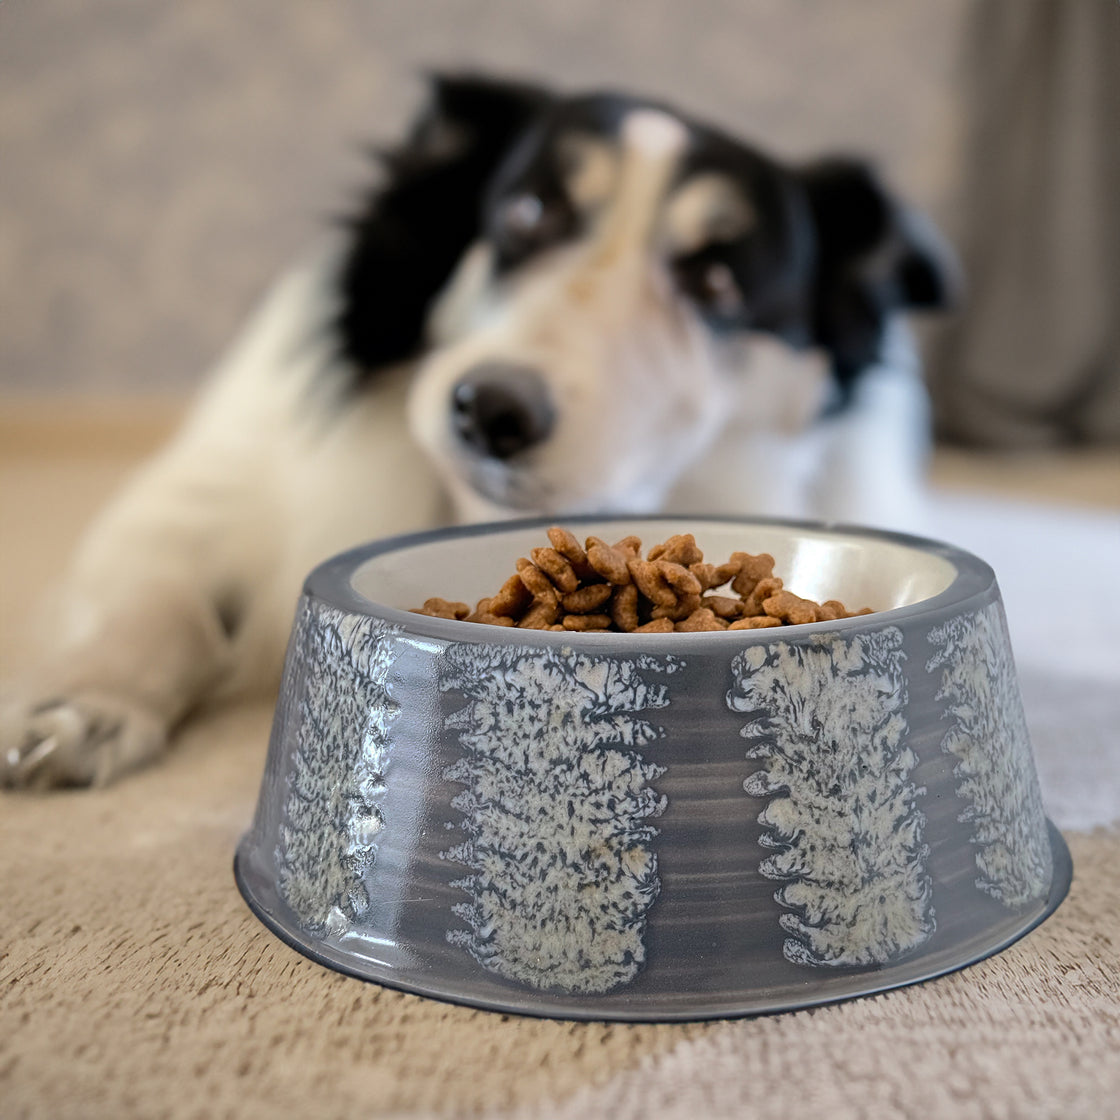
[2,251,450,789]
[809,319,933,532]
[1,445,263,787]
[1,258,331,788]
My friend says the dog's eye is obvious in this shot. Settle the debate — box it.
[491,192,575,269]
[498,194,545,236]
[674,257,744,320]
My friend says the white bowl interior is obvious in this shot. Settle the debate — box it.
[350,519,958,619]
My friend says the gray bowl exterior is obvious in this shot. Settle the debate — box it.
[235,518,1071,1021]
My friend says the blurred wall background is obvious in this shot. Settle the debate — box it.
[0,0,1115,446]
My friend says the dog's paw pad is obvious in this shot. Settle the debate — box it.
[0,691,167,790]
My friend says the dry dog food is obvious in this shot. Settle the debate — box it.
[412,528,873,633]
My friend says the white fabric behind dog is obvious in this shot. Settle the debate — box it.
[928,492,1120,832]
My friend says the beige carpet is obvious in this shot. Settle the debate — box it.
[2,429,1118,1120]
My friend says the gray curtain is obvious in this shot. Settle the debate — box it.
[930,0,1120,447]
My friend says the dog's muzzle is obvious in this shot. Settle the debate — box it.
[451,363,556,461]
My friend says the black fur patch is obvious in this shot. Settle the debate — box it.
[798,158,957,396]
[333,77,956,404]
[335,74,551,379]
[671,128,817,346]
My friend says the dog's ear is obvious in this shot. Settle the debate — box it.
[336,73,553,374]
[797,158,960,393]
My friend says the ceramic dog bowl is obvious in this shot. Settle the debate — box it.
[235,515,1070,1021]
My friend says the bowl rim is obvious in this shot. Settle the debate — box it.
[303,513,998,644]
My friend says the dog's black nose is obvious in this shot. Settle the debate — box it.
[451,364,555,460]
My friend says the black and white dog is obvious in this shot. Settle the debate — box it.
[1,74,955,788]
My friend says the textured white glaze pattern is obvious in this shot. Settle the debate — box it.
[730,629,934,967]
[927,603,1053,907]
[277,604,400,933]
[441,645,680,993]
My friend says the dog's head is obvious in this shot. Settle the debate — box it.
[337,74,955,518]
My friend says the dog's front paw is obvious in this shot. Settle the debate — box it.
[0,688,168,790]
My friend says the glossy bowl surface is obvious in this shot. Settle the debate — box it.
[235,516,1070,1020]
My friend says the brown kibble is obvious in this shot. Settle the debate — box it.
[561,583,614,613]
[651,589,701,622]
[612,535,643,557]
[762,589,820,626]
[473,612,516,627]
[676,608,728,632]
[730,552,776,597]
[689,562,723,591]
[676,591,703,619]
[647,562,701,621]
[465,597,493,622]
[412,597,471,620]
[635,618,675,633]
[547,526,597,581]
[689,564,716,591]
[530,547,580,593]
[489,574,533,618]
[816,599,845,621]
[628,558,677,608]
[648,533,704,566]
[562,613,614,631]
[703,595,745,620]
[610,583,641,632]
[586,537,632,585]
[741,576,784,616]
[547,526,585,563]
[712,560,742,586]
[519,593,560,629]
[415,528,876,633]
[728,615,783,629]
[657,559,702,597]
[517,558,556,599]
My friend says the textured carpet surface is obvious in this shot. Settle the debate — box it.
[2,440,1118,1120]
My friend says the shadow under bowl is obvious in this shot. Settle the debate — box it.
[235,515,1071,1021]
